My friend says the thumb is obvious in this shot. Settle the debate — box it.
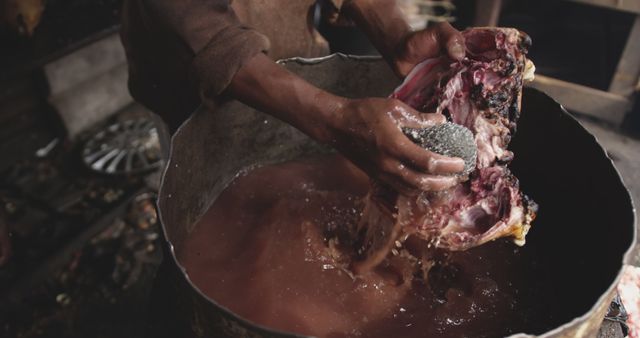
[402,110,447,129]
[399,110,447,129]
[414,112,447,127]
[389,99,445,128]
[440,23,466,61]
[403,22,465,64]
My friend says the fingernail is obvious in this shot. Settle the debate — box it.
[450,158,466,172]
[450,42,465,60]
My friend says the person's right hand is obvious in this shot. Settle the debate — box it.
[227,54,464,195]
[324,97,465,195]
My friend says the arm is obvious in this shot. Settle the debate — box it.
[227,53,464,194]
[342,0,466,77]
[137,0,463,193]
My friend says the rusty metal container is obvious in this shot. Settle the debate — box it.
[151,55,637,338]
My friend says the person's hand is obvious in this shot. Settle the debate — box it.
[227,55,464,195]
[393,22,465,77]
[342,1,465,78]
[325,97,465,194]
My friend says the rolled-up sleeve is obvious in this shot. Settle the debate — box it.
[193,25,270,98]
[142,0,270,100]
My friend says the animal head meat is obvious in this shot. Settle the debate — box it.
[354,28,538,273]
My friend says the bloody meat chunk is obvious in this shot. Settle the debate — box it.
[353,27,537,272]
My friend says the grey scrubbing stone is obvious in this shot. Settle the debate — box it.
[403,122,477,175]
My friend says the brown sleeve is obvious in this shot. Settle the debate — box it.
[141,0,270,99]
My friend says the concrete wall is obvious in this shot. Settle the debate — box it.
[44,33,133,139]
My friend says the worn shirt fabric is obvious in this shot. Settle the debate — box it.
[121,0,342,132]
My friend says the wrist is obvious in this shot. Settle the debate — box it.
[307,92,349,144]
[342,0,412,76]
[228,54,344,144]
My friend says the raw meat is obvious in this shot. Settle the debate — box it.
[353,27,538,272]
[619,265,640,338]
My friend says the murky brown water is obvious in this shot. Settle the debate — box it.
[178,154,551,338]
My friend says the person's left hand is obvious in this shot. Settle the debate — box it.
[342,1,466,79]
[393,22,466,77]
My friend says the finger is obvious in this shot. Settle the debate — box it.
[388,135,465,175]
[379,159,429,195]
[402,112,446,129]
[404,22,465,63]
[388,105,464,174]
[378,171,419,196]
[344,155,416,196]
[390,101,446,128]
[394,163,459,192]
[438,22,465,61]
[381,159,459,192]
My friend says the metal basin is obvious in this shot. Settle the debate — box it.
[152,54,637,338]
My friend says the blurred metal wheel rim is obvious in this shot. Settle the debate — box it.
[82,118,163,175]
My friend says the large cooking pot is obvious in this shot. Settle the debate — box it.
[151,55,637,338]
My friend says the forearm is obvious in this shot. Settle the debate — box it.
[342,0,411,68]
[342,1,464,77]
[226,53,345,143]
[225,52,463,194]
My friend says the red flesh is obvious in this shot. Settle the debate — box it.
[355,28,537,271]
